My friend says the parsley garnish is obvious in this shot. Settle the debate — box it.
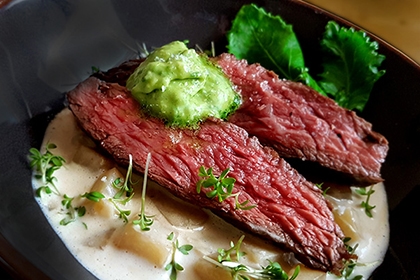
[165,232,193,280]
[353,185,376,218]
[29,143,65,196]
[196,166,255,210]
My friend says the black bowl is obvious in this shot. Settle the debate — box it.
[1,0,419,279]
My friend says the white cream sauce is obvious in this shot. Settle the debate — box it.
[34,108,389,280]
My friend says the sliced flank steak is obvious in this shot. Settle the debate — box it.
[67,76,353,273]
[94,55,388,186]
[214,53,388,186]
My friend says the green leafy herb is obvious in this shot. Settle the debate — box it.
[197,166,235,201]
[318,21,386,111]
[196,41,216,57]
[81,191,105,202]
[218,235,246,262]
[227,4,385,111]
[353,185,376,218]
[109,198,132,223]
[315,182,330,196]
[106,154,138,223]
[204,256,299,280]
[112,154,135,199]
[165,232,193,280]
[341,237,362,280]
[133,153,155,231]
[29,143,65,196]
[60,194,87,227]
[227,4,317,88]
[35,186,52,197]
[204,235,299,280]
[196,166,255,210]
[91,66,100,74]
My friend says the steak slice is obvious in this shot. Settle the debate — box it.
[67,77,352,273]
[94,56,389,186]
[215,54,388,186]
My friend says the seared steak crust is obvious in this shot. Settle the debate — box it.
[67,77,352,273]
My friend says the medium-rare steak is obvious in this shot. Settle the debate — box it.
[67,77,352,273]
[94,56,388,186]
[215,54,389,186]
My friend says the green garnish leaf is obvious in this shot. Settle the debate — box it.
[61,194,74,209]
[178,244,194,256]
[77,205,86,217]
[227,4,385,111]
[227,4,315,85]
[132,153,155,231]
[165,232,193,280]
[167,231,175,241]
[112,154,136,199]
[197,166,235,202]
[315,182,330,196]
[59,194,87,227]
[203,235,299,280]
[104,154,142,224]
[217,235,246,263]
[197,166,256,210]
[203,256,299,280]
[36,186,52,197]
[81,191,105,202]
[341,237,363,279]
[318,21,386,111]
[353,185,376,217]
[91,66,100,74]
[29,143,65,196]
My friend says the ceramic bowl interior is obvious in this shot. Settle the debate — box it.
[0,0,419,279]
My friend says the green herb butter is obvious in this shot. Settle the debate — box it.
[126,41,241,127]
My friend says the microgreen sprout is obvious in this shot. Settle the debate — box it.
[196,166,256,210]
[218,235,246,262]
[204,235,300,280]
[81,191,105,202]
[133,152,154,231]
[165,232,193,280]
[112,154,136,199]
[29,143,65,196]
[316,182,330,196]
[108,154,138,223]
[353,186,376,217]
[202,258,300,280]
[137,42,150,58]
[341,237,362,280]
[91,66,100,74]
[60,194,87,228]
[109,199,132,223]
[196,41,216,57]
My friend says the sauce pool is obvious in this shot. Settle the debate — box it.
[33,108,389,280]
